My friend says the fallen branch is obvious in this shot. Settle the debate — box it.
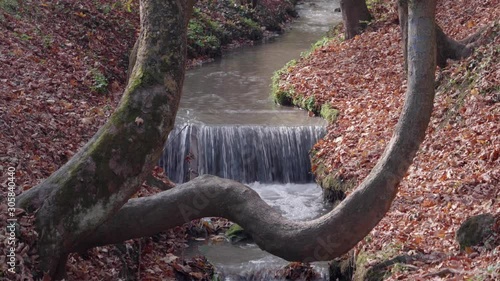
[422,267,464,278]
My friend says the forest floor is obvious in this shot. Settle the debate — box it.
[273,0,499,279]
[0,0,298,280]
[1,0,499,280]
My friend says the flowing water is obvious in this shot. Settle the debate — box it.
[162,0,341,183]
[182,182,332,281]
[160,125,325,183]
[162,0,342,279]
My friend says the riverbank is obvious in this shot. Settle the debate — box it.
[187,0,298,66]
[0,0,298,279]
[273,0,499,279]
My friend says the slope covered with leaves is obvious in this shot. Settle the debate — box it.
[274,0,499,279]
[0,0,296,193]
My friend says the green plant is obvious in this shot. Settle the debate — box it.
[304,96,316,112]
[123,0,134,12]
[300,36,332,58]
[187,17,222,56]
[320,103,339,123]
[240,17,262,40]
[0,0,19,14]
[19,33,32,41]
[192,7,201,14]
[42,35,53,49]
[91,69,109,94]
[101,4,112,14]
[366,0,382,9]
[241,17,259,29]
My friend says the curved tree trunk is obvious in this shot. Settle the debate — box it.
[18,0,438,278]
[82,0,437,262]
[340,0,373,40]
[16,0,190,277]
[398,0,474,69]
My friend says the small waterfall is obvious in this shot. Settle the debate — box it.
[160,123,326,183]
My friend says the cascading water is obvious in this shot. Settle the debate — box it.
[183,182,331,281]
[160,124,325,183]
[161,0,342,279]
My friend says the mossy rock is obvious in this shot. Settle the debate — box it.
[225,223,251,243]
[456,213,495,249]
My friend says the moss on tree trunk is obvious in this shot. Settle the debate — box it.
[16,0,189,277]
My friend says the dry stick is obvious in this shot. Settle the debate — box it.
[422,267,464,278]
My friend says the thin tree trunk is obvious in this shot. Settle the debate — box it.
[399,0,473,70]
[340,0,373,40]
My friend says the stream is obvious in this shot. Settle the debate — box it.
[181,182,332,280]
[163,0,342,279]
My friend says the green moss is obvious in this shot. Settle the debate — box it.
[320,173,356,202]
[304,96,317,113]
[291,95,318,113]
[225,223,251,243]
[271,59,297,105]
[320,103,339,123]
[274,88,294,105]
[311,162,355,203]
[300,36,332,58]
[353,244,404,281]
[127,67,158,96]
[329,252,356,281]
[292,94,303,107]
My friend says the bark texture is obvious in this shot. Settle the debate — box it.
[16,0,189,277]
[340,0,372,40]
